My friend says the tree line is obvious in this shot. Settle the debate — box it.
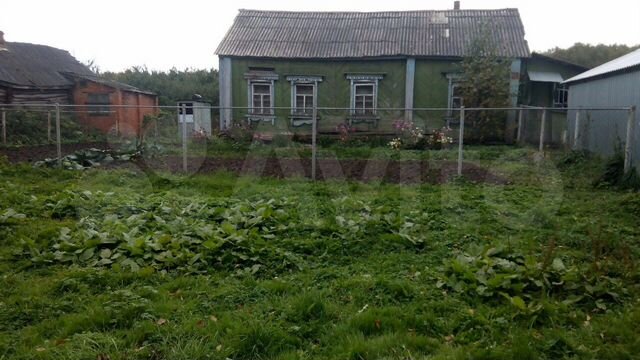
[543,43,640,69]
[102,66,219,106]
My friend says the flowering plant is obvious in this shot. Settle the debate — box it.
[391,119,424,149]
[336,123,355,143]
[388,137,403,150]
[427,127,454,149]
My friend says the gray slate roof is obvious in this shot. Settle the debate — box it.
[216,9,530,59]
[564,48,640,84]
[0,42,93,88]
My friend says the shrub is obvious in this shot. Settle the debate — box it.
[595,151,640,190]
[436,245,628,321]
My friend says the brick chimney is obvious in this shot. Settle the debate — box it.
[454,1,461,10]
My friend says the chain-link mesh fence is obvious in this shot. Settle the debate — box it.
[0,104,636,180]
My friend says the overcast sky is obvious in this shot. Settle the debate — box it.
[2,0,639,72]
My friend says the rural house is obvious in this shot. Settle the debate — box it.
[564,48,640,168]
[215,5,532,135]
[0,31,158,135]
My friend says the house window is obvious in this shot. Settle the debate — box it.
[447,75,464,117]
[347,74,383,119]
[294,84,314,115]
[245,70,279,125]
[553,84,568,108]
[86,93,110,116]
[250,82,273,115]
[286,76,322,126]
[354,83,375,115]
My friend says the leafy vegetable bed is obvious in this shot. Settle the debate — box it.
[0,149,639,359]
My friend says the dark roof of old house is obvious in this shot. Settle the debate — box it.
[64,73,157,96]
[530,52,589,72]
[0,42,93,88]
[216,9,530,59]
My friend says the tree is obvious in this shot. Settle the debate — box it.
[543,43,640,69]
[459,29,512,142]
[101,67,219,106]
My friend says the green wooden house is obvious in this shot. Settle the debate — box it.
[216,5,536,134]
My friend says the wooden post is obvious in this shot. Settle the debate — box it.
[516,107,524,143]
[457,106,465,176]
[404,58,415,122]
[181,104,188,172]
[624,106,636,174]
[1,109,6,146]
[55,104,62,168]
[573,110,580,150]
[539,109,547,152]
[311,83,318,181]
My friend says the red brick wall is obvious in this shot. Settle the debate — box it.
[72,79,158,136]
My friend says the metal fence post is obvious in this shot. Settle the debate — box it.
[181,103,188,173]
[47,110,52,143]
[539,109,547,152]
[1,109,6,146]
[311,87,318,181]
[624,106,636,174]
[516,107,523,144]
[55,103,62,168]
[573,110,580,150]
[457,106,465,176]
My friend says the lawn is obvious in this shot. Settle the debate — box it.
[0,146,639,359]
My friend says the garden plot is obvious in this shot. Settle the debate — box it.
[0,147,638,359]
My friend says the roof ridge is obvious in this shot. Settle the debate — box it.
[237,8,519,13]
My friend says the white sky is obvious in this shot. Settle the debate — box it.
[2,0,639,72]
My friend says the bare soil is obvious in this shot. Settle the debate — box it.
[1,144,508,185]
[132,156,508,185]
[0,142,112,163]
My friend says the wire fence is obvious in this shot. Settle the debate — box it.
[0,103,636,180]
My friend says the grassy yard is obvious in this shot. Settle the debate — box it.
[0,147,639,359]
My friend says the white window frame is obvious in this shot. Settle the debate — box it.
[244,70,278,125]
[286,75,322,126]
[293,83,314,115]
[447,73,464,117]
[249,81,274,115]
[553,83,569,108]
[353,83,376,115]
[347,74,383,124]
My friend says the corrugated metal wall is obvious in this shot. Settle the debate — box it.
[567,70,640,169]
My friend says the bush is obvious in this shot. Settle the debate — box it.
[436,245,628,322]
[595,151,640,190]
[4,110,105,146]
